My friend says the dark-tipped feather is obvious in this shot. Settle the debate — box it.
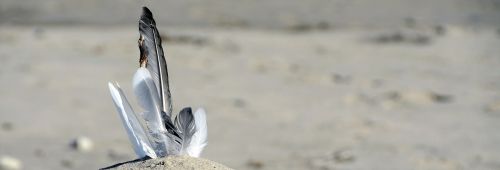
[138,7,172,118]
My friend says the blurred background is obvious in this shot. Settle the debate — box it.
[1,0,500,169]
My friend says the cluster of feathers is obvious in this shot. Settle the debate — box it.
[107,7,207,159]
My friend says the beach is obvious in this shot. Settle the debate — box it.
[1,1,500,169]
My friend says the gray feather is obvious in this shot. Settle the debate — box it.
[138,7,172,117]
[174,107,196,152]
[138,7,183,157]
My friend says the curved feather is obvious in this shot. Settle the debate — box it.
[133,68,181,156]
[138,7,172,116]
[186,108,208,157]
[108,82,157,158]
[175,107,196,155]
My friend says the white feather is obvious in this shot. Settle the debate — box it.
[108,82,157,158]
[186,108,208,157]
[133,68,181,156]
[133,68,165,132]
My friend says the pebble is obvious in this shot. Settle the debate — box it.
[0,156,22,170]
[70,136,94,152]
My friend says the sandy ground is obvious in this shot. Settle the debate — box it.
[102,156,232,170]
[2,0,500,28]
[0,25,500,170]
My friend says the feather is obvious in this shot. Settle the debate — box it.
[132,68,181,156]
[107,6,208,159]
[138,7,172,117]
[174,107,196,155]
[107,82,157,158]
[186,108,208,157]
[133,68,164,133]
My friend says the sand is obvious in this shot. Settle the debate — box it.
[101,156,232,170]
[2,0,500,29]
[0,24,499,170]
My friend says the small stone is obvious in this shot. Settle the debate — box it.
[0,156,22,170]
[70,136,93,152]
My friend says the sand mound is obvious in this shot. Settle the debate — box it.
[102,156,232,170]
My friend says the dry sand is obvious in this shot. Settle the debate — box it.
[2,0,500,29]
[101,156,232,170]
[0,25,499,170]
